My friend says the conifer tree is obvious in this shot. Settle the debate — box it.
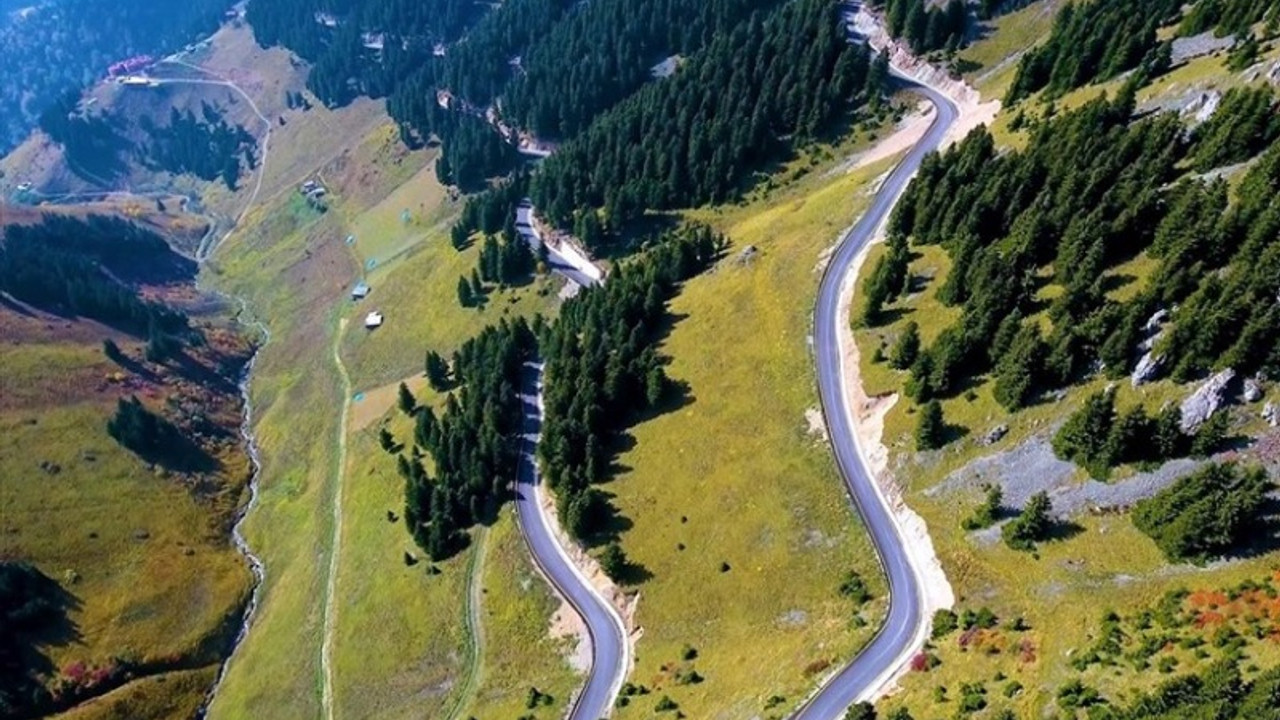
[916,400,946,450]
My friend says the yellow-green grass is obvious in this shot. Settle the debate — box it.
[960,0,1064,100]
[345,160,454,272]
[0,397,251,683]
[330,201,567,715]
[204,111,458,717]
[203,184,356,718]
[459,511,580,719]
[602,152,908,719]
[874,510,1280,719]
[54,668,217,720]
[204,88,564,718]
[327,409,475,719]
[338,222,563,391]
[0,305,252,717]
[332,368,577,719]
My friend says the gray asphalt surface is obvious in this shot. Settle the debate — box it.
[512,223,623,720]
[516,203,599,288]
[795,78,957,720]
[515,360,627,720]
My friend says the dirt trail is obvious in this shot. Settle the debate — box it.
[445,527,490,720]
[320,318,353,720]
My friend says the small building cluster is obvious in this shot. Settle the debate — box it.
[300,180,328,211]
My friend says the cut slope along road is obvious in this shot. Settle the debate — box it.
[795,76,957,720]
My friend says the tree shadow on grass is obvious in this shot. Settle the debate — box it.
[613,556,654,586]
[1043,517,1086,544]
[168,348,239,396]
[942,421,971,447]
[583,490,635,549]
[106,350,161,384]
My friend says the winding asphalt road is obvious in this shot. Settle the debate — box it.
[506,69,956,720]
[794,77,957,720]
[515,359,630,720]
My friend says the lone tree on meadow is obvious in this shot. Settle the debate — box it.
[963,484,1004,531]
[599,542,628,583]
[916,400,946,450]
[397,382,416,415]
[1003,491,1052,552]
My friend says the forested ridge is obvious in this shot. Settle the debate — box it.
[1005,0,1280,104]
[251,0,886,207]
[0,0,231,153]
[871,83,1280,476]
[531,0,888,226]
[246,0,483,107]
[37,92,134,183]
[139,104,256,190]
[1005,0,1180,102]
[0,215,194,348]
[499,0,786,139]
[539,226,722,540]
[872,0,968,55]
[401,227,720,560]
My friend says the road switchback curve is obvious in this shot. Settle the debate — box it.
[795,78,957,720]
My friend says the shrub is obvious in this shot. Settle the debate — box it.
[962,484,1003,530]
[889,321,921,369]
[839,570,872,606]
[598,543,628,582]
[844,702,875,720]
[932,609,959,639]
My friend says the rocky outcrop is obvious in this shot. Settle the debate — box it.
[1264,402,1279,428]
[1143,308,1169,334]
[1132,352,1164,388]
[1132,309,1169,387]
[846,6,980,107]
[979,424,1009,446]
[1180,368,1236,433]
[1184,90,1222,126]
[1243,378,1263,403]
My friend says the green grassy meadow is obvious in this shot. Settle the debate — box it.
[0,295,253,719]
[596,140,910,718]
[459,511,580,720]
